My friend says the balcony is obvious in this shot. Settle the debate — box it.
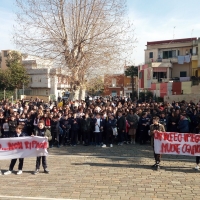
[162,57,178,63]
[151,78,170,83]
[124,83,136,90]
[151,61,172,68]
[161,78,170,83]
[151,77,191,84]
[192,55,198,61]
[57,83,70,89]
[108,84,123,88]
[152,78,158,83]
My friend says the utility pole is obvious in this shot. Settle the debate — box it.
[137,65,140,99]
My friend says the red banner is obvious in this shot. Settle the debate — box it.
[154,131,200,156]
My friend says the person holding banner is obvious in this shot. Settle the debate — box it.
[194,123,200,170]
[4,125,27,175]
[150,117,165,171]
[33,120,52,175]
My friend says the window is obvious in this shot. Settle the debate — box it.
[163,50,176,59]
[111,91,117,97]
[4,51,7,57]
[172,50,176,57]
[180,71,187,77]
[112,78,116,87]
[163,51,168,59]
[149,52,153,58]
[139,71,143,79]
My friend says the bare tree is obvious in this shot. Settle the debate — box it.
[14,0,136,100]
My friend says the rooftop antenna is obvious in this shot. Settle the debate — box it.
[167,26,176,47]
[191,29,194,39]
[173,26,176,40]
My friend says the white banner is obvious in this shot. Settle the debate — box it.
[154,131,200,156]
[0,136,48,160]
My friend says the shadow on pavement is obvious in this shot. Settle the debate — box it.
[71,162,199,173]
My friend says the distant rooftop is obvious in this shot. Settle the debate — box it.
[147,38,197,46]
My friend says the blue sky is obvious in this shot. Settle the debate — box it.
[1,0,200,65]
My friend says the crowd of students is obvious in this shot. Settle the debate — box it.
[0,96,200,173]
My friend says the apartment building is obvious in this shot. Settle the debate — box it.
[22,54,70,100]
[140,37,200,97]
[0,50,70,100]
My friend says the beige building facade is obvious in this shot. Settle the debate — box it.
[145,38,198,81]
[141,38,200,98]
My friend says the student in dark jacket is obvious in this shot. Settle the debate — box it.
[168,112,179,132]
[0,111,5,136]
[4,125,27,175]
[8,115,17,137]
[81,114,91,146]
[60,115,71,145]
[117,111,126,145]
[50,116,59,147]
[178,113,189,133]
[26,113,34,136]
[102,115,117,147]
[138,112,148,144]
[71,114,79,146]
[33,120,52,175]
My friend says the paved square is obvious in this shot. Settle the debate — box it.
[0,144,198,200]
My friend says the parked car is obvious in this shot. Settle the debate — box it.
[62,91,70,101]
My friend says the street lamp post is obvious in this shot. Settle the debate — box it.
[23,83,24,95]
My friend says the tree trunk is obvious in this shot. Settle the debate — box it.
[70,86,80,100]
[79,86,86,100]
[15,88,18,101]
[69,71,81,100]
[4,89,6,100]
[74,87,80,100]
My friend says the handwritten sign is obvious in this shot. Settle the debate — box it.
[0,136,48,160]
[154,131,200,156]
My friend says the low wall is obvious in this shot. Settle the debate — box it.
[164,94,200,104]
[20,95,50,102]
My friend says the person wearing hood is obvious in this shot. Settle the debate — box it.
[178,113,189,133]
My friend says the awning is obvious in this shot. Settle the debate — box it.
[153,67,167,72]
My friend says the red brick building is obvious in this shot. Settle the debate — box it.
[104,74,138,97]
